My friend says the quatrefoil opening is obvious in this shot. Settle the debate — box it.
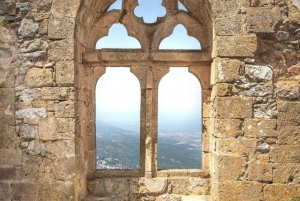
[134,0,167,24]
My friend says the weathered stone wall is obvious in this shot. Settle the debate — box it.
[210,0,300,200]
[0,0,299,200]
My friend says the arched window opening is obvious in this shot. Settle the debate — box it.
[96,67,141,169]
[178,1,188,11]
[158,67,202,169]
[107,0,122,11]
[96,23,141,49]
[159,24,201,50]
[134,0,166,23]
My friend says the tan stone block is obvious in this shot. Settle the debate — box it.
[250,0,275,6]
[277,101,300,126]
[41,87,74,101]
[0,68,14,87]
[214,96,253,119]
[212,83,233,99]
[0,125,16,149]
[0,149,22,166]
[39,118,59,141]
[203,102,211,118]
[38,180,75,201]
[214,35,257,57]
[215,15,243,36]
[53,157,76,181]
[277,145,300,163]
[211,58,244,84]
[48,39,74,61]
[104,178,130,197]
[278,126,300,145]
[246,7,281,33]
[244,118,277,138]
[11,182,38,201]
[0,88,14,108]
[246,163,272,182]
[214,119,243,138]
[45,140,75,158]
[54,101,75,118]
[57,118,75,133]
[48,16,75,39]
[217,138,256,155]
[139,178,167,194]
[264,184,300,201]
[24,68,53,87]
[210,0,241,18]
[51,0,80,18]
[215,155,246,181]
[273,163,300,184]
[0,182,10,200]
[218,181,263,201]
[55,60,75,86]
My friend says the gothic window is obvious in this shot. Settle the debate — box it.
[79,0,212,177]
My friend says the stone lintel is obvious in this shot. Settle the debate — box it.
[83,49,212,64]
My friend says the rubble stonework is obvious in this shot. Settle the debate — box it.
[0,0,299,201]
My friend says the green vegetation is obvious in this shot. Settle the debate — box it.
[183,192,190,196]
[1,19,11,27]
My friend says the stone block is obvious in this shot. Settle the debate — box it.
[45,140,75,158]
[278,126,300,145]
[214,96,253,119]
[210,0,240,18]
[48,39,74,61]
[246,163,272,182]
[51,0,80,17]
[0,124,16,149]
[39,118,59,141]
[217,138,256,155]
[57,118,75,133]
[48,16,75,39]
[214,35,257,57]
[24,68,53,87]
[276,81,300,100]
[246,7,281,33]
[15,108,47,119]
[240,84,273,97]
[212,83,233,98]
[19,124,39,139]
[264,184,300,201]
[245,65,273,82]
[0,149,22,166]
[0,108,14,125]
[0,68,14,87]
[55,60,75,86]
[139,178,167,194]
[214,119,243,138]
[215,155,246,181]
[215,15,242,36]
[0,182,10,200]
[218,181,263,201]
[54,101,75,118]
[19,38,47,53]
[38,181,75,201]
[53,157,76,181]
[0,167,17,180]
[23,51,47,61]
[188,178,210,194]
[0,88,14,108]
[273,163,300,184]
[41,87,74,101]
[211,58,244,84]
[18,88,41,101]
[277,101,300,126]
[104,178,130,198]
[18,19,39,38]
[244,119,277,138]
[277,145,300,163]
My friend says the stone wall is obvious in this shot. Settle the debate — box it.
[0,0,299,200]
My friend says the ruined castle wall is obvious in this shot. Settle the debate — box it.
[0,0,299,200]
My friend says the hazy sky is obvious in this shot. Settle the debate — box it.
[96,0,202,132]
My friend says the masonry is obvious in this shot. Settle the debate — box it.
[0,0,300,200]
